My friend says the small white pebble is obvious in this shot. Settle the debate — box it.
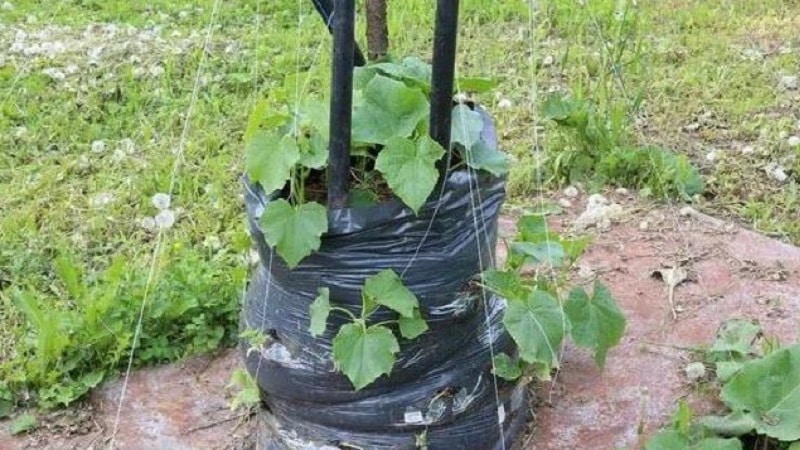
[151,192,171,210]
[679,206,695,217]
[155,209,176,230]
[563,186,579,198]
[558,198,573,208]
[788,136,800,147]
[766,164,788,183]
[91,140,105,153]
[684,362,706,381]
[705,149,718,162]
[498,98,512,109]
[780,75,798,91]
[741,145,755,155]
[615,187,629,195]
[639,221,649,231]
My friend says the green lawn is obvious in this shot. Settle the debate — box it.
[1,0,798,413]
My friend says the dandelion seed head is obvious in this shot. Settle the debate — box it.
[151,193,171,210]
[155,209,176,230]
[91,140,106,153]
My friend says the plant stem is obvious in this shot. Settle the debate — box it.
[331,306,358,322]
[365,0,389,61]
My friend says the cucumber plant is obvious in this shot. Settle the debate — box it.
[482,213,627,381]
[245,56,625,391]
[244,56,509,390]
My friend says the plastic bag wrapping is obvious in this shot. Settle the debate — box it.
[255,382,529,450]
[241,108,529,448]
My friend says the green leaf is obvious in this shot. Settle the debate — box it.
[81,371,105,389]
[352,75,429,145]
[561,236,593,263]
[510,241,566,266]
[54,253,86,300]
[672,399,693,434]
[644,430,689,450]
[259,200,328,269]
[227,369,261,411]
[715,360,744,383]
[502,290,566,368]
[465,141,510,177]
[298,130,328,169]
[9,414,37,435]
[371,57,432,91]
[451,104,484,150]
[457,76,498,93]
[564,282,626,368]
[0,400,11,419]
[699,412,758,437]
[363,269,418,318]
[518,214,548,241]
[709,319,762,356]
[398,309,428,340]
[245,132,300,193]
[333,324,400,390]
[788,442,800,450]
[375,136,444,213]
[695,438,743,450]
[720,343,800,441]
[492,353,523,380]
[481,270,528,300]
[309,288,331,337]
[244,98,271,142]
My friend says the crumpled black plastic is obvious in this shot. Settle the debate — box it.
[240,108,528,449]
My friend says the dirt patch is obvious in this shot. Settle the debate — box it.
[499,194,800,449]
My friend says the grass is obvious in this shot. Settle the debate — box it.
[0,0,798,414]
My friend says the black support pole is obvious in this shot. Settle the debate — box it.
[429,0,460,174]
[327,0,356,209]
[310,0,366,66]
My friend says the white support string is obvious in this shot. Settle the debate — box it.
[109,0,222,445]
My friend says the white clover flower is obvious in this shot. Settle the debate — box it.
[155,209,175,230]
[91,140,106,153]
[248,249,260,266]
[140,216,157,231]
[684,362,706,381]
[42,68,65,81]
[151,192,171,210]
[119,138,136,154]
[498,98,512,109]
[203,235,221,250]
[91,192,115,207]
[149,64,165,77]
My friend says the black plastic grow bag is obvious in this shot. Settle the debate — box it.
[241,109,528,449]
